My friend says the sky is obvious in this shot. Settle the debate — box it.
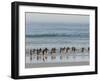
[25,12,89,24]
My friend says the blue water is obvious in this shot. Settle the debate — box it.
[25,23,89,48]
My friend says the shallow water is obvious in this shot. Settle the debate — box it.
[25,48,89,63]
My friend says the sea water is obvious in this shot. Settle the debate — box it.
[25,22,89,65]
[25,23,89,49]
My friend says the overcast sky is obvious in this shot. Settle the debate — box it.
[25,12,89,24]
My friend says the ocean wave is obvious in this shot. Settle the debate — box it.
[26,33,89,38]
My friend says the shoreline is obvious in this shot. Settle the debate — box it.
[25,47,89,55]
[25,61,89,68]
[25,47,89,68]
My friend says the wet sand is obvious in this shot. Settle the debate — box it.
[25,61,89,68]
[25,47,89,68]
